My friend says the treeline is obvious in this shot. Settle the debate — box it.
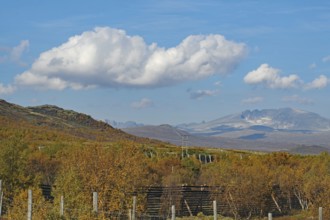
[0,124,329,219]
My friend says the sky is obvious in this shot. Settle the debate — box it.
[1,0,330,125]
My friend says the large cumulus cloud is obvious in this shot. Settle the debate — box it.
[15,27,246,90]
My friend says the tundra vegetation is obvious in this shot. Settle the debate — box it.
[0,114,329,219]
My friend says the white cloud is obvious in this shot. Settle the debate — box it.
[309,63,316,69]
[282,95,314,105]
[214,81,222,86]
[242,96,263,104]
[322,55,330,63]
[305,75,329,90]
[0,40,29,65]
[0,47,9,63]
[244,64,300,89]
[131,98,154,109]
[190,89,218,99]
[15,27,246,90]
[0,83,16,95]
[10,40,29,63]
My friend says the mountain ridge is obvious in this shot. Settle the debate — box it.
[0,99,158,144]
[2,100,330,154]
[0,99,112,130]
[177,107,330,135]
[28,104,111,130]
[122,107,330,154]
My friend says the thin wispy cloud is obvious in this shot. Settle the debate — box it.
[214,81,222,86]
[33,14,104,29]
[232,26,276,37]
[190,89,218,100]
[10,40,29,65]
[272,5,330,15]
[322,55,330,63]
[0,46,10,63]
[242,96,263,104]
[309,63,316,69]
[131,98,154,109]
[282,95,314,105]
[0,40,29,65]
[145,0,222,13]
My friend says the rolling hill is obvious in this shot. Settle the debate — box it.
[0,99,156,144]
[2,99,329,154]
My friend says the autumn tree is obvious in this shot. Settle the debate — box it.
[52,142,152,218]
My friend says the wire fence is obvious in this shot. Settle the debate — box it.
[0,184,326,220]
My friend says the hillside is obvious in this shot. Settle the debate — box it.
[28,105,110,130]
[1,100,329,220]
[0,99,111,129]
[0,99,156,144]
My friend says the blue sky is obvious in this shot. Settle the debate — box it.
[1,0,330,124]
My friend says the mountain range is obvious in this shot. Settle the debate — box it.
[177,108,330,134]
[122,108,330,154]
[105,120,145,129]
[1,99,329,154]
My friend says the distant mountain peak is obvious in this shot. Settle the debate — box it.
[241,107,307,117]
[178,107,330,134]
[106,120,144,129]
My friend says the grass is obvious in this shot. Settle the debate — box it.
[174,211,313,220]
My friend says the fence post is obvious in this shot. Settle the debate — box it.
[0,180,2,217]
[128,209,132,220]
[27,189,32,220]
[93,192,98,214]
[60,195,64,217]
[213,200,217,220]
[171,205,175,220]
[268,212,272,220]
[132,196,136,220]
[319,207,323,220]
[0,191,3,217]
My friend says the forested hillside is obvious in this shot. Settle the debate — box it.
[0,100,329,219]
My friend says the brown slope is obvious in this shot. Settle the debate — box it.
[0,99,158,144]
[27,104,112,130]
